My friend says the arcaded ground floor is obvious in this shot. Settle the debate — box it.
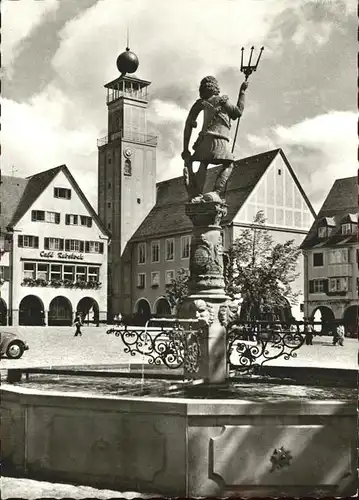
[306,302,358,336]
[0,294,107,327]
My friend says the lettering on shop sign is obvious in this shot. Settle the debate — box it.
[39,251,84,260]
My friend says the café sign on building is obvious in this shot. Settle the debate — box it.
[0,165,109,326]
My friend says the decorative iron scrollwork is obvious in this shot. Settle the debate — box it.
[270,446,293,472]
[106,322,202,373]
[227,320,306,372]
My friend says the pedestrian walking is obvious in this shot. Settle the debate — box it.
[304,323,313,345]
[74,314,82,337]
[334,324,345,346]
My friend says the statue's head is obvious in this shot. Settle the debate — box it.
[199,76,220,99]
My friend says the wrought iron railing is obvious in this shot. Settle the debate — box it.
[106,319,201,373]
[107,89,149,103]
[226,320,307,373]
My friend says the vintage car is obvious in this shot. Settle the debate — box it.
[0,331,29,359]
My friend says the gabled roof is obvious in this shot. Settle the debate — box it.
[130,148,316,241]
[0,176,29,233]
[3,165,109,237]
[301,176,357,250]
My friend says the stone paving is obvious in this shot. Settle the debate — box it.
[0,325,357,370]
[1,476,158,499]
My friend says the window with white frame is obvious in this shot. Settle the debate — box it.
[50,264,62,281]
[151,241,160,263]
[137,273,146,288]
[65,214,78,225]
[23,263,36,279]
[63,265,75,281]
[328,248,349,264]
[18,235,39,248]
[138,243,146,264]
[44,238,64,250]
[151,271,160,287]
[85,241,104,253]
[65,239,84,252]
[45,211,60,223]
[37,263,49,280]
[80,215,92,227]
[88,267,100,281]
[317,226,327,238]
[54,187,71,199]
[75,266,87,281]
[165,238,174,261]
[181,235,190,259]
[309,279,326,293]
[165,270,175,285]
[329,277,350,293]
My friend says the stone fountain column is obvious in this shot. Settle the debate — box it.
[179,199,229,384]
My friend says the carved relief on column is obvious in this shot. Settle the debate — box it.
[185,201,227,295]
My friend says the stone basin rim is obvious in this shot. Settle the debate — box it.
[1,384,356,416]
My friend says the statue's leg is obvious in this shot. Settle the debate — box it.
[196,162,209,195]
[214,161,234,198]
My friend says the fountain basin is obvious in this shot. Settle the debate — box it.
[1,376,357,498]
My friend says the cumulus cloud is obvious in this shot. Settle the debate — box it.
[248,111,357,210]
[2,0,60,77]
[2,0,356,210]
[2,95,98,207]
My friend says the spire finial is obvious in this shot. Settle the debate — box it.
[126,25,130,51]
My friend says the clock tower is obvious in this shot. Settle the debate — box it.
[97,47,157,317]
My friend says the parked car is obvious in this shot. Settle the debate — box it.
[0,331,29,359]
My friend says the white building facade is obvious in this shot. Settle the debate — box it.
[0,166,109,326]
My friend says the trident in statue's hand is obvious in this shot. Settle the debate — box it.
[231,46,264,154]
[240,46,264,81]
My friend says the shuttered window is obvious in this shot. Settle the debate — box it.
[18,235,39,248]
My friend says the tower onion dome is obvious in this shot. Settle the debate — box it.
[116,47,139,76]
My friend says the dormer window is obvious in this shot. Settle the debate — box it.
[341,222,356,235]
[318,226,327,238]
[317,216,336,239]
[340,214,357,235]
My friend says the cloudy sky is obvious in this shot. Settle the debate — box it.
[2,0,357,211]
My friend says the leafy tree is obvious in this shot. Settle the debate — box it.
[166,212,301,320]
[165,268,189,310]
[225,211,301,320]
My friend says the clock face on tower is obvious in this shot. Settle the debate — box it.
[124,148,132,158]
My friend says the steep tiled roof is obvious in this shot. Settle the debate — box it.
[0,176,29,233]
[2,166,109,236]
[131,148,315,241]
[301,176,357,250]
[7,166,63,229]
[131,149,279,241]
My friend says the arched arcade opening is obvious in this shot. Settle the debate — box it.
[77,297,99,325]
[134,298,151,326]
[19,295,45,326]
[343,306,358,337]
[311,306,335,335]
[49,296,73,326]
[154,297,172,317]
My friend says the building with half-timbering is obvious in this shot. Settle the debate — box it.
[96,51,317,323]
